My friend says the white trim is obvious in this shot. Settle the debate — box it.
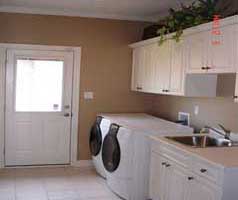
[71,47,81,165]
[0,5,157,22]
[0,48,6,169]
[71,160,93,168]
[0,43,81,168]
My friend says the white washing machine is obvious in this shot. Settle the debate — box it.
[102,123,134,200]
[101,114,193,200]
[89,116,111,178]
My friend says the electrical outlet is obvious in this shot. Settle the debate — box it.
[194,105,199,115]
[178,112,190,126]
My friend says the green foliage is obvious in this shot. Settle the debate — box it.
[157,0,220,45]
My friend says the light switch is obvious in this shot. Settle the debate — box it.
[84,92,94,100]
[194,105,199,115]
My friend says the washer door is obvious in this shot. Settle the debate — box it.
[102,124,121,172]
[89,116,103,156]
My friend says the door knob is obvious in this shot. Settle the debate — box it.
[64,113,71,117]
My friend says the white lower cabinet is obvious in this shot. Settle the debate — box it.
[166,161,188,200]
[149,152,167,200]
[149,148,223,200]
[186,175,222,200]
[150,153,189,200]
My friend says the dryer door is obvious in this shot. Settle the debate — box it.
[102,124,121,172]
[89,116,103,156]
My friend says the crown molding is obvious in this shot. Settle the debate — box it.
[0,5,158,22]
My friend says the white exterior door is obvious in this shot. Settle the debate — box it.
[5,49,74,166]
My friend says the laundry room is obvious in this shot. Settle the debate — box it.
[0,0,238,200]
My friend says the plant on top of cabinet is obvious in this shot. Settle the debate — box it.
[156,0,232,45]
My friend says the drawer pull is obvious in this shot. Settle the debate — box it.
[188,177,194,180]
[161,162,167,166]
[234,96,238,99]
[200,169,207,173]
[165,163,171,168]
[136,87,142,90]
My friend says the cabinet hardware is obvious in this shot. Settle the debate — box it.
[162,89,169,93]
[188,177,194,180]
[200,169,207,173]
[201,67,206,70]
[206,66,211,70]
[136,87,142,90]
[234,96,238,99]
[165,163,171,168]
[161,162,167,166]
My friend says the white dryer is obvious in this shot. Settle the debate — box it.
[89,116,111,178]
[101,114,193,200]
[102,123,134,200]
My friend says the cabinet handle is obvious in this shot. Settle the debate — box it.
[136,87,142,90]
[206,66,211,70]
[165,163,171,168]
[188,177,194,180]
[201,67,206,70]
[162,89,169,93]
[200,169,207,173]
[234,96,238,99]
[161,162,167,166]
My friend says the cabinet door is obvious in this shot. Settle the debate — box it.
[154,40,171,93]
[169,40,185,95]
[131,46,145,91]
[166,163,188,200]
[208,24,236,73]
[235,73,238,103]
[186,176,222,200]
[143,44,157,93]
[149,152,167,200]
[186,31,208,73]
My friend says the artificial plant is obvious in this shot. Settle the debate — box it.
[157,0,221,45]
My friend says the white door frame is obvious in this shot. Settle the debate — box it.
[0,43,81,168]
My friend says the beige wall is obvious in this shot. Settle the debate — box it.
[0,12,149,160]
[148,95,238,132]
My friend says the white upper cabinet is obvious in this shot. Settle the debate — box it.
[209,24,235,73]
[235,73,238,102]
[169,39,185,95]
[186,24,236,74]
[131,46,145,92]
[185,31,209,73]
[154,40,171,93]
[130,15,238,98]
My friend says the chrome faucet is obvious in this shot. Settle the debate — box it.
[204,124,231,140]
[218,124,231,140]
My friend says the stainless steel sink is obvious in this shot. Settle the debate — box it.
[165,135,232,148]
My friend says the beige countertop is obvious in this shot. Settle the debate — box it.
[151,135,238,168]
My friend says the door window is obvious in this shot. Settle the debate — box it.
[15,59,64,112]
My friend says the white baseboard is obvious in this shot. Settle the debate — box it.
[71,160,93,168]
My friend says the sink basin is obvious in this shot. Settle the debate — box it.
[165,135,232,148]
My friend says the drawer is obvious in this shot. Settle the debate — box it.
[159,142,189,167]
[191,155,224,185]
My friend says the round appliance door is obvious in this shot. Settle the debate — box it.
[102,124,121,172]
[89,116,103,156]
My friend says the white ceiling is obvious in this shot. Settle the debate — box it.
[0,0,193,22]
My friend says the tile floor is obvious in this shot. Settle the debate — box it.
[0,166,121,200]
